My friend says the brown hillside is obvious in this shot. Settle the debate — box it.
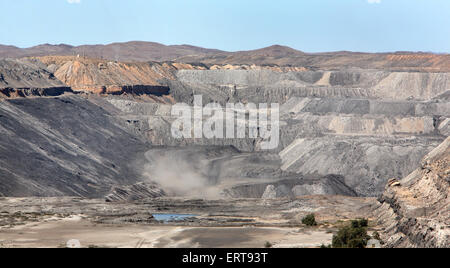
[1,42,448,71]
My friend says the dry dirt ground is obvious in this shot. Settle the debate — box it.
[0,196,377,248]
[0,220,333,248]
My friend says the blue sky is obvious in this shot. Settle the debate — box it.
[0,0,449,53]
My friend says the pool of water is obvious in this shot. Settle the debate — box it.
[152,214,197,223]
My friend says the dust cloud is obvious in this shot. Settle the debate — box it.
[142,149,222,199]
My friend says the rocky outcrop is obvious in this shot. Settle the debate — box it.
[374,137,450,248]
[105,182,166,202]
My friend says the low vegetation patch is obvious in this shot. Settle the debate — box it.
[331,219,370,248]
[301,214,317,226]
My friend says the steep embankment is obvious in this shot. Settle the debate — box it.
[105,182,166,202]
[25,56,450,102]
[0,54,448,199]
[225,175,357,199]
[33,56,312,100]
[141,146,357,199]
[173,69,450,102]
[0,95,151,197]
[103,93,447,197]
[37,56,180,97]
[374,137,449,248]
[0,59,72,98]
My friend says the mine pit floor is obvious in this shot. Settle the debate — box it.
[0,196,378,248]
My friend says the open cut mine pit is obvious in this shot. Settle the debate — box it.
[0,49,448,248]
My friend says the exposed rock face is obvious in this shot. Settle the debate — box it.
[291,175,357,196]
[16,56,450,102]
[0,53,448,200]
[278,136,442,197]
[261,185,278,199]
[0,95,151,197]
[0,59,72,98]
[103,93,447,197]
[35,56,311,97]
[37,56,178,94]
[439,118,450,136]
[374,137,450,248]
[0,59,64,88]
[227,175,357,199]
[174,69,450,101]
[105,182,166,202]
[0,89,441,198]
[0,87,73,98]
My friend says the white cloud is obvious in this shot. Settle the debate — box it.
[367,0,381,3]
[67,0,81,4]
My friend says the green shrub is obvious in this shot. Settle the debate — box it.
[353,218,368,228]
[264,241,273,248]
[302,214,317,226]
[332,219,370,248]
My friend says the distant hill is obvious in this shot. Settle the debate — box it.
[0,41,449,71]
[0,41,224,62]
[179,48,450,71]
